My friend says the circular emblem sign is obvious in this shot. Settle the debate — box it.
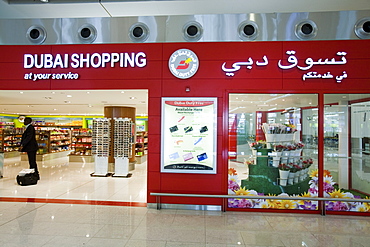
[168,49,199,79]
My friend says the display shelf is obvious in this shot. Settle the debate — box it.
[49,130,71,153]
[0,128,23,156]
[0,122,15,129]
[34,120,83,129]
[135,131,148,157]
[69,128,93,162]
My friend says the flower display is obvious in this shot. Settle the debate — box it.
[249,140,266,150]
[228,168,370,212]
[273,144,286,152]
[262,123,297,134]
[278,163,290,171]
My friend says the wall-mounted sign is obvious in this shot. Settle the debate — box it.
[168,49,199,79]
[221,50,348,83]
[161,97,217,174]
[23,52,147,81]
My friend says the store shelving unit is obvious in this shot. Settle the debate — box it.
[0,121,15,129]
[69,128,93,162]
[0,128,22,158]
[49,129,71,152]
[135,131,148,164]
[21,129,71,161]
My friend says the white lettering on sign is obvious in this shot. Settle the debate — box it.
[222,51,348,83]
[23,52,147,81]
[24,52,147,69]
[24,72,79,81]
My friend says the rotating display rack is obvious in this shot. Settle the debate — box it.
[91,118,111,176]
[113,118,134,177]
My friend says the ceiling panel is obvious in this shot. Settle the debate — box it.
[0,90,148,116]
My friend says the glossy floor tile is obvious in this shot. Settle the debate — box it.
[0,156,147,203]
[1,202,370,247]
[1,156,370,246]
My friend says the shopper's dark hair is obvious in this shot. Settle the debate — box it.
[24,117,32,124]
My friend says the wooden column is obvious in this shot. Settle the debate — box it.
[104,106,136,163]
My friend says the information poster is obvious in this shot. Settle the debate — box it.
[161,97,217,174]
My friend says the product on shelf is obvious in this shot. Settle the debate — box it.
[135,131,148,156]
[69,128,93,156]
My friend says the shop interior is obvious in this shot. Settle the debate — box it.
[0,90,148,203]
[2,91,370,205]
[228,93,370,209]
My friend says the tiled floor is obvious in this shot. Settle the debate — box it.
[1,202,370,246]
[1,156,370,246]
[0,156,147,203]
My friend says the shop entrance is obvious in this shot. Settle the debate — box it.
[0,89,148,204]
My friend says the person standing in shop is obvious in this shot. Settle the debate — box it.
[20,117,40,180]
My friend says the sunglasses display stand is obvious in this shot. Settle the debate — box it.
[91,118,111,177]
[113,118,134,177]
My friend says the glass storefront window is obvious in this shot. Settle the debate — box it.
[324,94,370,212]
[228,94,318,210]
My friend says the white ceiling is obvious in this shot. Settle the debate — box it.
[0,90,148,116]
[1,0,370,19]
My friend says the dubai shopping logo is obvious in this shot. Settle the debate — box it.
[168,49,199,79]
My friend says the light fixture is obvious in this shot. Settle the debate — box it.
[40,0,49,2]
[185,87,190,92]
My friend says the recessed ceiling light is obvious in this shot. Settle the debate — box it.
[130,97,136,100]
[121,91,125,94]
[67,95,72,98]
[86,92,90,94]
[44,97,52,100]
[20,92,24,94]
[53,108,57,111]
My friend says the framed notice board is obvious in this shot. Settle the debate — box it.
[161,97,217,174]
